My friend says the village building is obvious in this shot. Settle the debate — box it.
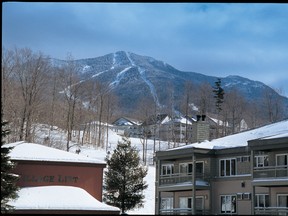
[154,119,288,215]
[5,141,120,215]
[111,117,143,137]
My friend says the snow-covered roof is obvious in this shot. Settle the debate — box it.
[170,119,288,150]
[4,141,106,164]
[7,186,119,212]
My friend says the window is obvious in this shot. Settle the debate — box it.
[161,197,173,210]
[161,164,174,176]
[221,195,236,213]
[179,197,204,211]
[277,194,288,207]
[255,155,269,167]
[179,163,192,174]
[220,159,236,177]
[179,162,204,175]
[242,156,250,162]
[255,194,269,208]
[276,154,288,166]
[179,197,192,209]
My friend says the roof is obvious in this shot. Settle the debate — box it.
[168,119,288,151]
[112,117,141,126]
[3,141,106,165]
[7,186,119,212]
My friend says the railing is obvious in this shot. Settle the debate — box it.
[255,207,288,215]
[253,165,288,179]
[159,208,209,215]
[159,173,209,186]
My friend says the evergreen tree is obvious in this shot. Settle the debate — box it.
[103,136,148,214]
[1,119,19,213]
[213,78,225,112]
[212,78,225,138]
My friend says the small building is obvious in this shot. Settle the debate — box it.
[5,141,120,214]
[111,117,142,137]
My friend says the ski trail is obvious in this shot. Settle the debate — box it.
[109,66,132,88]
[111,52,116,69]
[126,52,161,107]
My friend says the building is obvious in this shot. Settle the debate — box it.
[142,114,195,144]
[111,117,142,137]
[154,119,288,215]
[5,141,120,214]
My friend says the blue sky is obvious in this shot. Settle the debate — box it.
[3,2,288,96]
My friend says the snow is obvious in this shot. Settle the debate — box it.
[126,51,161,107]
[109,66,132,88]
[7,186,119,211]
[5,141,105,164]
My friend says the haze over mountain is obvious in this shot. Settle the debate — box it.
[51,51,288,118]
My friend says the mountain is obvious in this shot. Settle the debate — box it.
[51,51,288,118]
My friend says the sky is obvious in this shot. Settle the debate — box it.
[2,2,288,96]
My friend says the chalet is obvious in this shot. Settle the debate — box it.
[111,117,142,137]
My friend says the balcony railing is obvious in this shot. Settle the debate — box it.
[253,165,288,179]
[159,208,209,215]
[159,172,209,186]
[255,207,288,215]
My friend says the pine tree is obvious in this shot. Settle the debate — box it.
[1,119,19,213]
[103,136,148,214]
[213,78,225,138]
[213,78,225,113]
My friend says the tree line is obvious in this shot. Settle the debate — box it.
[2,47,117,151]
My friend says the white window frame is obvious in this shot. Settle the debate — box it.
[220,158,236,177]
[255,155,269,167]
[161,197,174,210]
[276,154,288,166]
[179,163,192,175]
[220,195,237,214]
[179,196,204,211]
[277,194,288,207]
[161,164,174,176]
[255,194,269,208]
[179,161,204,175]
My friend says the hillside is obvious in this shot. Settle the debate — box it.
[51,51,288,118]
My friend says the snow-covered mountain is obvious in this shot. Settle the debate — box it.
[51,51,288,115]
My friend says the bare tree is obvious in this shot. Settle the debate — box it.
[11,48,50,142]
[59,54,83,151]
[263,87,285,123]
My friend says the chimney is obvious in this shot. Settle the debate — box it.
[201,115,206,121]
[192,115,209,143]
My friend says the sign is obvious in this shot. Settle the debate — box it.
[21,175,79,183]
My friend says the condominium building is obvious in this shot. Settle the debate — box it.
[155,119,288,215]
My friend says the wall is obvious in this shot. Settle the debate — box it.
[13,161,105,201]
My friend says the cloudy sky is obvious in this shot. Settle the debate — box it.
[3,2,288,96]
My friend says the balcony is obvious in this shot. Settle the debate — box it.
[253,165,288,179]
[159,172,210,186]
[255,207,288,215]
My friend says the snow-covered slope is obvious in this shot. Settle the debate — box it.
[51,51,288,115]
